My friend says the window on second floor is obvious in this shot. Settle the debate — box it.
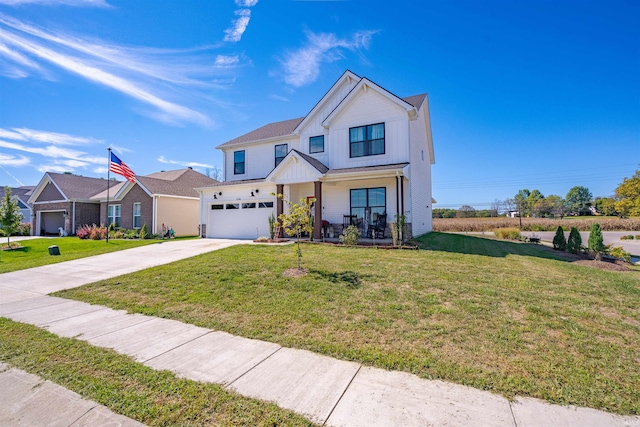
[275,144,288,167]
[309,135,324,153]
[133,202,141,229]
[234,150,245,175]
[349,123,385,158]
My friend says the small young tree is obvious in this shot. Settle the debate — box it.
[275,194,314,270]
[567,227,582,254]
[588,223,605,260]
[552,226,567,251]
[0,186,23,249]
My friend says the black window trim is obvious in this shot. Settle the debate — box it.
[309,135,324,154]
[349,187,387,221]
[349,122,385,158]
[234,150,245,175]
[275,143,288,167]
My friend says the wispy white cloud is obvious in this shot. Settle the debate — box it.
[224,9,251,43]
[215,54,239,67]
[0,140,104,164]
[281,30,377,87]
[0,14,247,127]
[269,94,289,102]
[235,0,258,6]
[0,152,30,166]
[0,127,101,145]
[157,155,214,169]
[0,0,110,7]
[0,126,108,176]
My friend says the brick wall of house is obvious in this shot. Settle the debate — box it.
[100,185,153,230]
[74,202,101,232]
[120,185,153,230]
[32,202,71,236]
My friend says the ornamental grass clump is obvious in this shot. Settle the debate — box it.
[567,227,582,254]
[493,227,521,240]
[552,226,567,251]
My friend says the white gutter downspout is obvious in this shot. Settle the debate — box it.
[72,200,76,235]
[153,195,158,235]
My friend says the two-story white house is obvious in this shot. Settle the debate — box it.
[197,70,435,240]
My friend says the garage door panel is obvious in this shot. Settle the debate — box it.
[208,202,273,239]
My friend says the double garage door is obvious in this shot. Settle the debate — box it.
[208,201,274,239]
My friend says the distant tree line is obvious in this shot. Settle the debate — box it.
[433,168,640,219]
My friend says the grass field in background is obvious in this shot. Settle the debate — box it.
[0,319,314,426]
[57,233,640,414]
[433,216,640,232]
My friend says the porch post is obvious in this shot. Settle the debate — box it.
[313,181,322,240]
[276,184,284,237]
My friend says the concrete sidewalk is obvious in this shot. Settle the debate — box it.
[1,239,639,426]
[0,362,144,426]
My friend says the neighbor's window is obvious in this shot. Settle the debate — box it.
[108,204,121,228]
[234,150,245,175]
[350,188,386,222]
[349,123,385,158]
[309,135,324,153]
[275,144,288,167]
[133,202,141,229]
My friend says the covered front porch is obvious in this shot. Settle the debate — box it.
[268,150,411,241]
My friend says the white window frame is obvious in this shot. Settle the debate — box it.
[133,202,141,229]
[108,204,121,228]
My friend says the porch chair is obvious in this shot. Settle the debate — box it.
[369,214,387,239]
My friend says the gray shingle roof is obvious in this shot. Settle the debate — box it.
[217,93,425,149]
[136,168,217,198]
[402,94,427,108]
[48,172,117,200]
[291,150,329,173]
[217,117,304,149]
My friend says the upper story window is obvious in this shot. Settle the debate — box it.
[349,123,385,158]
[234,150,245,175]
[275,144,288,167]
[309,135,324,154]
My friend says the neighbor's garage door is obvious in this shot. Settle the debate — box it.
[208,201,274,239]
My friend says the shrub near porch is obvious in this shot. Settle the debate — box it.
[57,234,640,415]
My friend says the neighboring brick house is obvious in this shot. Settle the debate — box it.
[28,168,217,237]
[28,173,115,236]
[95,168,218,236]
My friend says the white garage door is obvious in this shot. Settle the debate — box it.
[208,201,274,239]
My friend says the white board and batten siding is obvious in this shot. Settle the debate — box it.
[408,102,433,236]
[327,89,411,170]
[225,137,300,182]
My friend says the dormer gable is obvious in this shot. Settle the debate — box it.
[265,149,328,184]
[322,77,419,129]
[293,70,361,135]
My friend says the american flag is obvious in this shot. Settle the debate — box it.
[109,151,136,183]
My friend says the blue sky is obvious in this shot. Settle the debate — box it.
[0,0,638,209]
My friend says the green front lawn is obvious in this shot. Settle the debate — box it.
[56,233,640,414]
[0,319,314,426]
[0,237,160,273]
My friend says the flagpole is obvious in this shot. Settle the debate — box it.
[106,147,111,243]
